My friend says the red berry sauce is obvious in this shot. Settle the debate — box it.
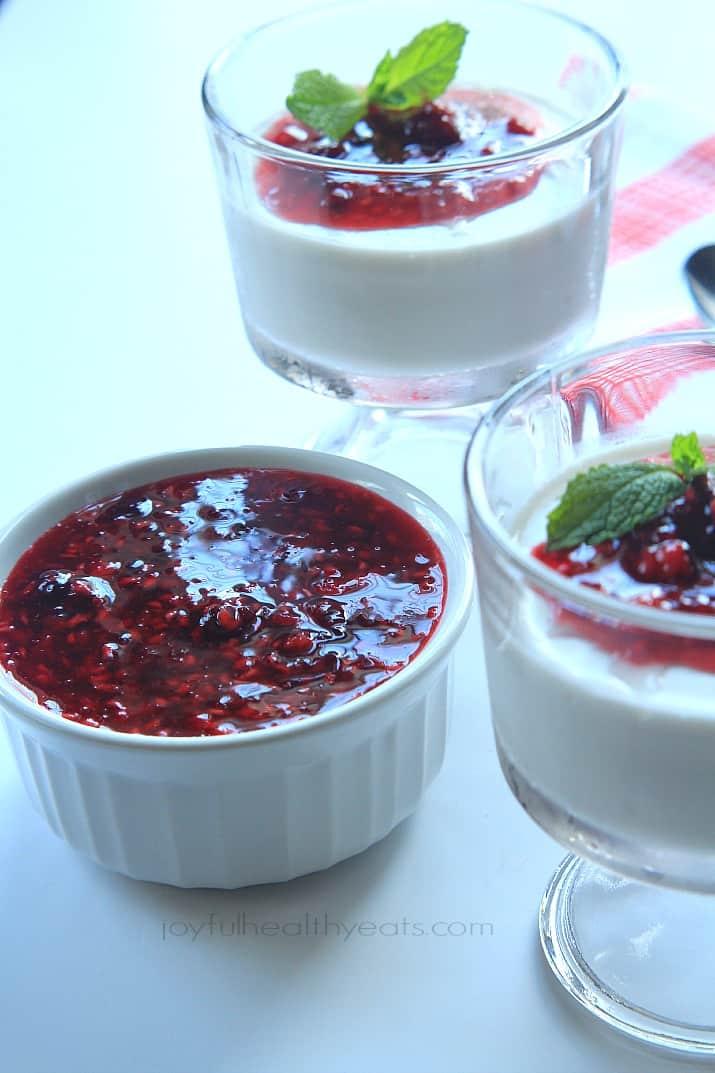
[0,469,446,736]
[258,90,543,230]
[533,473,715,670]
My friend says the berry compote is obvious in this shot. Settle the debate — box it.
[258,90,543,230]
[533,472,715,670]
[0,469,446,736]
[534,474,715,613]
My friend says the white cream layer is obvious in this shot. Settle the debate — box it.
[483,435,715,857]
[223,161,610,378]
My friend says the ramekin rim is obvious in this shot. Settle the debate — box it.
[0,444,474,749]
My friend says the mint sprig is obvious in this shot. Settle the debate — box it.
[368,22,467,111]
[366,51,394,104]
[546,433,708,551]
[286,72,366,143]
[671,431,707,480]
[546,465,685,551]
[286,21,468,142]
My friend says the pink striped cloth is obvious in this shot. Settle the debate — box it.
[563,93,715,427]
[609,135,715,267]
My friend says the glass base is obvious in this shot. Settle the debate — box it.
[540,854,715,1056]
[306,405,485,526]
[249,324,548,409]
[497,738,715,892]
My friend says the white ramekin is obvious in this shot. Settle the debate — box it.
[0,446,473,888]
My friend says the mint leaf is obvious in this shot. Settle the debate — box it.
[286,23,468,141]
[546,463,686,550]
[370,22,468,111]
[286,70,366,141]
[671,432,706,480]
[366,51,394,101]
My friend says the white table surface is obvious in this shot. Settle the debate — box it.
[1,2,714,1071]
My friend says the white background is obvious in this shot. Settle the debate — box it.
[1,1,714,1071]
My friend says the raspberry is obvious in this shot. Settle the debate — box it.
[668,475,715,559]
[621,538,696,584]
[303,597,346,633]
[367,102,461,159]
[274,631,314,657]
[199,595,266,641]
[31,569,72,602]
[266,605,300,629]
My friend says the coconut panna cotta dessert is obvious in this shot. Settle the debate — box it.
[479,430,715,884]
[466,331,715,1055]
[0,447,473,887]
[203,4,626,405]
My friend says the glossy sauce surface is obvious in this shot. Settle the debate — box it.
[0,469,446,736]
[532,473,715,670]
[257,90,543,230]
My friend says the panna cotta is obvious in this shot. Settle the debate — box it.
[482,438,715,872]
[0,467,446,737]
[223,89,611,404]
[204,10,625,407]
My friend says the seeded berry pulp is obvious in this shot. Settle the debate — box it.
[0,468,446,736]
[259,89,544,230]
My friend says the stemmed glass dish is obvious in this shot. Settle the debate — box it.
[465,330,715,1055]
[202,0,626,470]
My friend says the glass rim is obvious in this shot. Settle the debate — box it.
[465,328,715,641]
[201,0,628,177]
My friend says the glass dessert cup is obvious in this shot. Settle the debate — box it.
[465,330,715,1055]
[201,0,626,489]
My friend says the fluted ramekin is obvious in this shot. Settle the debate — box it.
[0,446,473,887]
